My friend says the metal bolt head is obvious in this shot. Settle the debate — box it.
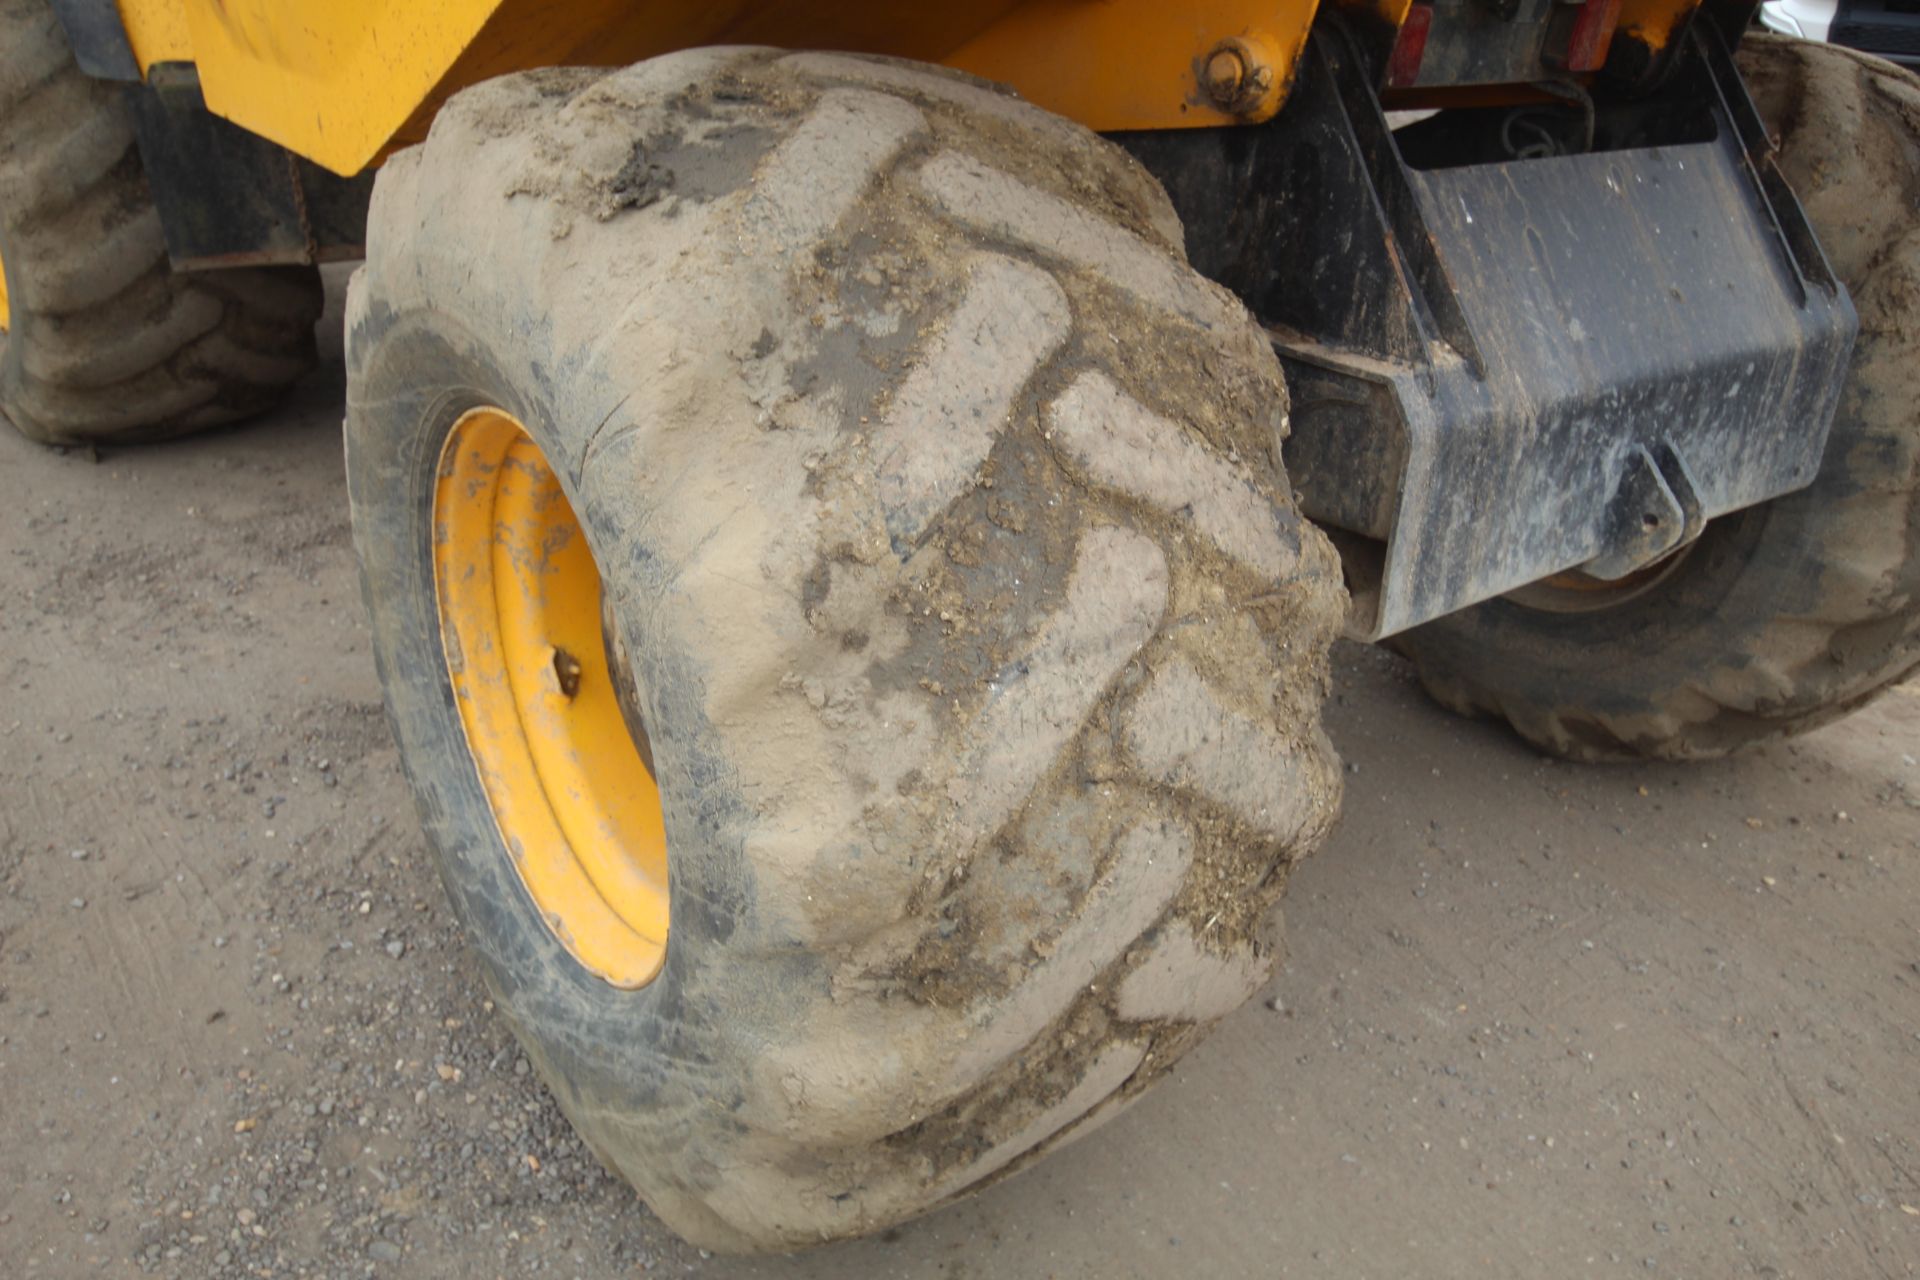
[1202,39,1278,115]
[1203,46,1249,108]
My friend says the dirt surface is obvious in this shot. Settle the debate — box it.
[4,273,1919,1278]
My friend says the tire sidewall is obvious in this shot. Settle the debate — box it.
[344,299,752,1187]
[0,219,18,390]
[1406,469,1806,682]
[1399,382,1890,748]
[0,146,43,421]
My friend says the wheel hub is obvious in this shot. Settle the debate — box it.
[1504,541,1698,614]
[432,407,668,988]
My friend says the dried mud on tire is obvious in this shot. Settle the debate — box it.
[347,49,1346,1251]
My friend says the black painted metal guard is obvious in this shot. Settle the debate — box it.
[45,0,139,82]
[124,65,373,268]
[1119,23,1856,640]
[47,0,372,269]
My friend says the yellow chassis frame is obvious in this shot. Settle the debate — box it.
[114,0,1700,178]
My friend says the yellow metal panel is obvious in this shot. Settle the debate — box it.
[948,0,1320,130]
[1617,0,1701,51]
[114,0,191,70]
[106,0,1708,177]
[171,0,511,175]
[161,0,1033,175]
[379,1,1030,168]
[141,0,1328,175]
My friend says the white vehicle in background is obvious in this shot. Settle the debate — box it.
[1761,0,1920,67]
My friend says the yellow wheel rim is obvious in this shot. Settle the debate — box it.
[433,407,668,989]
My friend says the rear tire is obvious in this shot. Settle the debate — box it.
[0,0,322,445]
[1392,34,1920,761]
[347,50,1344,1250]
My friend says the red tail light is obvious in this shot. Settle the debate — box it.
[1387,3,1434,89]
[1565,0,1623,72]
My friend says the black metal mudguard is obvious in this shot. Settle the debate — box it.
[1119,24,1856,638]
[47,0,370,269]
[125,65,372,269]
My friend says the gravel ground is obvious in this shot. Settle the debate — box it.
[3,273,1918,1279]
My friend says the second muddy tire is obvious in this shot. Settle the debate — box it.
[0,0,322,445]
[1392,35,1920,761]
[346,51,1345,1251]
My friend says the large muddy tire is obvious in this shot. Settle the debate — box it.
[1391,34,1920,761]
[346,50,1344,1251]
[0,0,323,445]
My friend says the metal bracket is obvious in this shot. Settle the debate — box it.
[1117,21,1856,639]
[1582,443,1707,580]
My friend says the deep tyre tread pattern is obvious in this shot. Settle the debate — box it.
[1395,34,1920,762]
[346,50,1344,1251]
[0,0,322,445]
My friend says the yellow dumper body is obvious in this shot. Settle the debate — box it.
[111,0,1700,175]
